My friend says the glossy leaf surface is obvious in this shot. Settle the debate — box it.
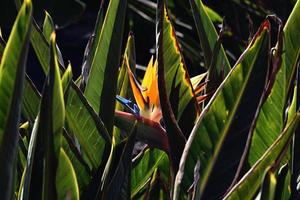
[84,0,127,133]
[174,22,270,199]
[224,113,300,199]
[0,0,32,198]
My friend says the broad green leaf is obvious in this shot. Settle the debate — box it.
[203,4,223,23]
[88,0,104,62]
[42,11,65,70]
[283,0,300,90]
[43,11,54,43]
[26,11,110,171]
[60,131,90,192]
[174,22,270,199]
[189,0,231,77]
[288,83,297,125]
[84,0,127,133]
[56,148,79,200]
[49,32,65,155]
[156,0,189,172]
[21,32,65,200]
[158,0,199,135]
[65,84,110,169]
[80,0,105,88]
[49,33,65,157]
[29,19,63,73]
[21,74,91,193]
[41,32,65,199]
[246,0,300,167]
[0,0,32,198]
[103,123,137,199]
[22,76,41,122]
[224,113,300,199]
[131,149,169,199]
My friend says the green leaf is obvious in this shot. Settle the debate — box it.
[189,0,231,77]
[174,21,270,199]
[116,32,136,111]
[56,149,79,200]
[43,11,55,43]
[114,33,136,142]
[65,84,110,169]
[61,63,73,94]
[84,0,127,133]
[22,76,41,122]
[287,83,297,125]
[157,0,199,134]
[0,0,32,198]
[48,33,65,157]
[157,0,202,172]
[42,12,65,69]
[80,0,105,88]
[60,130,91,192]
[26,11,111,171]
[29,19,63,73]
[283,0,300,90]
[203,5,223,23]
[244,1,300,169]
[21,32,65,200]
[224,113,300,199]
[103,123,137,199]
[131,149,169,199]
[21,74,91,194]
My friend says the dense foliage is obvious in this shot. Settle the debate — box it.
[0,0,299,199]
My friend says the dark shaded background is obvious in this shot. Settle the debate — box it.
[0,0,296,89]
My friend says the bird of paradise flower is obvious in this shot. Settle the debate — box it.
[116,55,208,125]
[115,55,209,153]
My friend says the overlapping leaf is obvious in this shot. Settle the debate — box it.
[102,124,137,199]
[114,33,136,142]
[157,0,199,136]
[24,10,111,172]
[243,0,300,170]
[80,0,105,88]
[0,0,32,198]
[131,148,169,199]
[174,21,270,199]
[84,0,127,133]
[190,0,231,88]
[21,33,78,200]
[224,113,300,199]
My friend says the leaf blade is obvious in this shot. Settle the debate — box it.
[224,113,300,199]
[84,0,127,133]
[0,0,32,198]
[174,21,270,199]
